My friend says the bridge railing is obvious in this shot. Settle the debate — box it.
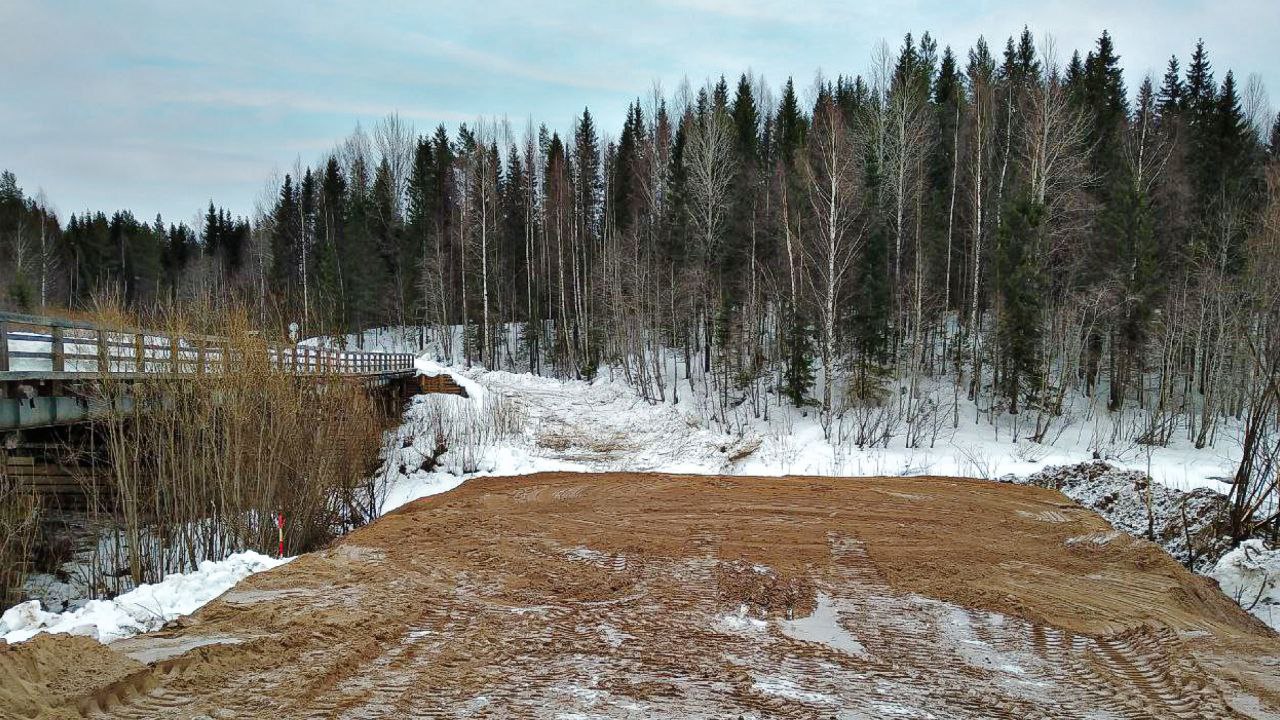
[0,312,415,378]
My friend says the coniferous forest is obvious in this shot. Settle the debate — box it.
[3,31,1280,494]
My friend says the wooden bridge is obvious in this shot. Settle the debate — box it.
[0,312,417,432]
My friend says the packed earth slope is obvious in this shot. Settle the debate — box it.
[3,473,1279,719]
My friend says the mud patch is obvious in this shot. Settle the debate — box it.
[715,560,816,620]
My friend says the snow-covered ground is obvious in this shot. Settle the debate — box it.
[380,359,1240,497]
[312,326,1245,494]
[1,552,292,645]
[1211,540,1280,630]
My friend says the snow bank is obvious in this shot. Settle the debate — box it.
[415,357,486,401]
[382,362,1238,490]
[1,551,291,645]
[1210,540,1280,631]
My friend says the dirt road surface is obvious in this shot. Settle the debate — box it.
[4,473,1279,719]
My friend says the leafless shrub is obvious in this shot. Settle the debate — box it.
[837,383,904,451]
[413,394,524,473]
[955,443,997,480]
[0,468,41,609]
[85,304,390,594]
[901,380,939,449]
[1013,440,1052,463]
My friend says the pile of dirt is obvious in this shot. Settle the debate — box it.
[0,634,142,719]
[6,472,1279,719]
[1009,462,1234,570]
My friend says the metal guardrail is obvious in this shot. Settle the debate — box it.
[0,311,415,378]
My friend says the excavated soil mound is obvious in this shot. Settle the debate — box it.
[0,634,143,719]
[4,473,1279,719]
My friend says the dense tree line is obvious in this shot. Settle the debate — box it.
[4,32,1280,524]
[0,170,249,311]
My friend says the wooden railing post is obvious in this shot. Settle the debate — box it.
[170,336,181,374]
[196,339,206,375]
[0,320,9,371]
[97,329,110,373]
[134,333,145,373]
[51,325,65,372]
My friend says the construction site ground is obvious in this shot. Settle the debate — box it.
[3,472,1279,719]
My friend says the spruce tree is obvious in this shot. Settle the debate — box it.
[782,316,814,407]
[1064,51,1086,102]
[725,74,761,299]
[775,78,805,166]
[314,157,347,335]
[851,148,892,397]
[995,196,1046,413]
[1157,56,1184,122]
[611,102,644,237]
[573,107,602,244]
[1185,40,1216,126]
[1202,71,1259,273]
[1269,112,1280,159]
[1079,31,1130,294]
[1083,31,1129,170]
[203,202,221,259]
[344,153,378,336]
[929,46,964,310]
[271,174,300,308]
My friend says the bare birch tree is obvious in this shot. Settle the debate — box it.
[802,97,865,435]
[683,106,736,274]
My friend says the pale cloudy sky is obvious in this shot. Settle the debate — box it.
[1,0,1275,226]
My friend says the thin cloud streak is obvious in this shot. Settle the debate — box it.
[0,0,1274,224]
[174,89,475,124]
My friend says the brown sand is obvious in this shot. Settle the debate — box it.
[3,473,1278,719]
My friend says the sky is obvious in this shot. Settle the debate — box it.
[1,0,1276,227]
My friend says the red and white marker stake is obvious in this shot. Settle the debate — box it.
[276,513,285,558]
